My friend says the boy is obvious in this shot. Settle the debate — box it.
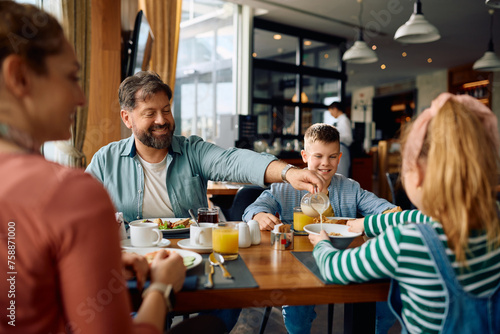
[243,123,397,333]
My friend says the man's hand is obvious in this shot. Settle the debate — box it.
[286,168,327,194]
[308,229,329,246]
[264,161,326,193]
[150,250,186,293]
[346,218,365,234]
[253,212,282,231]
[121,252,149,291]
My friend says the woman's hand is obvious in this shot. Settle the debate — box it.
[253,212,282,231]
[150,250,186,293]
[309,230,329,246]
[121,252,149,291]
[347,218,365,233]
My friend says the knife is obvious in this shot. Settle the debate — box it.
[204,259,214,289]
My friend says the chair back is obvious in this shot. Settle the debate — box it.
[225,185,267,221]
[385,172,415,210]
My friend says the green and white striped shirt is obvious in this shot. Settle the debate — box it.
[313,210,500,333]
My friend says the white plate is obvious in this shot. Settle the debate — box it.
[122,247,202,270]
[130,218,192,234]
[177,239,212,253]
[121,238,171,248]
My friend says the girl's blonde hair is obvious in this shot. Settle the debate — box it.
[401,99,500,263]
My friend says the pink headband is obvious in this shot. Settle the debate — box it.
[403,92,499,171]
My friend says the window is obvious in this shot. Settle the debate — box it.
[251,19,346,144]
[174,0,236,144]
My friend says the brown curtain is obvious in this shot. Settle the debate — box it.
[138,0,182,94]
[62,0,91,168]
[42,0,91,168]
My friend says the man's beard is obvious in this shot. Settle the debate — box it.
[134,123,175,149]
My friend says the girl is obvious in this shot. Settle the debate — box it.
[310,93,500,333]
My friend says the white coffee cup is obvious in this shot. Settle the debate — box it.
[129,222,162,247]
[190,223,214,247]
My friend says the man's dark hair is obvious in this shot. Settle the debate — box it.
[328,101,343,111]
[119,71,173,110]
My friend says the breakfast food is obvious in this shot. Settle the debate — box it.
[313,216,353,225]
[144,250,160,264]
[382,206,402,214]
[142,218,194,230]
[328,232,343,236]
[142,250,195,267]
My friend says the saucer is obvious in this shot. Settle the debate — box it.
[121,238,171,249]
[177,239,212,254]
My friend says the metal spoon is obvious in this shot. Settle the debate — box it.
[188,209,200,227]
[209,252,233,279]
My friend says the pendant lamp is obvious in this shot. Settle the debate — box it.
[342,0,378,64]
[473,10,500,72]
[394,0,440,44]
[486,0,500,9]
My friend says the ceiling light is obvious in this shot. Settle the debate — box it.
[292,92,309,103]
[427,58,432,63]
[273,34,282,40]
[485,0,500,9]
[402,52,407,57]
[394,0,440,44]
[372,45,377,50]
[381,64,386,69]
[473,10,500,72]
[304,40,312,46]
[342,0,378,64]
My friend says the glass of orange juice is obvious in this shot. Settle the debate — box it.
[212,222,239,260]
[293,206,315,235]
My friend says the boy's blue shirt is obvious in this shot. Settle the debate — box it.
[243,173,394,223]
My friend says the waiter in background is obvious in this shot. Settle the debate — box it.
[328,102,353,177]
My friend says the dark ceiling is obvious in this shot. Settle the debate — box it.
[227,0,499,94]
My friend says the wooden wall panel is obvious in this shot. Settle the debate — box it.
[84,0,122,165]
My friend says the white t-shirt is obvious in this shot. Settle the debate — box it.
[137,154,175,218]
[332,113,353,147]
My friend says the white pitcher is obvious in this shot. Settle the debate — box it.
[238,222,252,248]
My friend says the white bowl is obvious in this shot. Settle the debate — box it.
[304,223,362,249]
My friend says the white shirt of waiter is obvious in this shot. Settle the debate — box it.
[332,113,353,147]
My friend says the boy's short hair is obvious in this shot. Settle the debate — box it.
[304,123,340,149]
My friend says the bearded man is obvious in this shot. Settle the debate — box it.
[86,71,325,223]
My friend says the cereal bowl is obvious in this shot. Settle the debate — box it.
[304,223,362,249]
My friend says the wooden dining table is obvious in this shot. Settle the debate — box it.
[206,181,245,196]
[166,230,390,333]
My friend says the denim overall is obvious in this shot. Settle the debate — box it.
[388,223,500,333]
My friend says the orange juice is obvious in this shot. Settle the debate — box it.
[212,223,239,260]
[293,210,315,231]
